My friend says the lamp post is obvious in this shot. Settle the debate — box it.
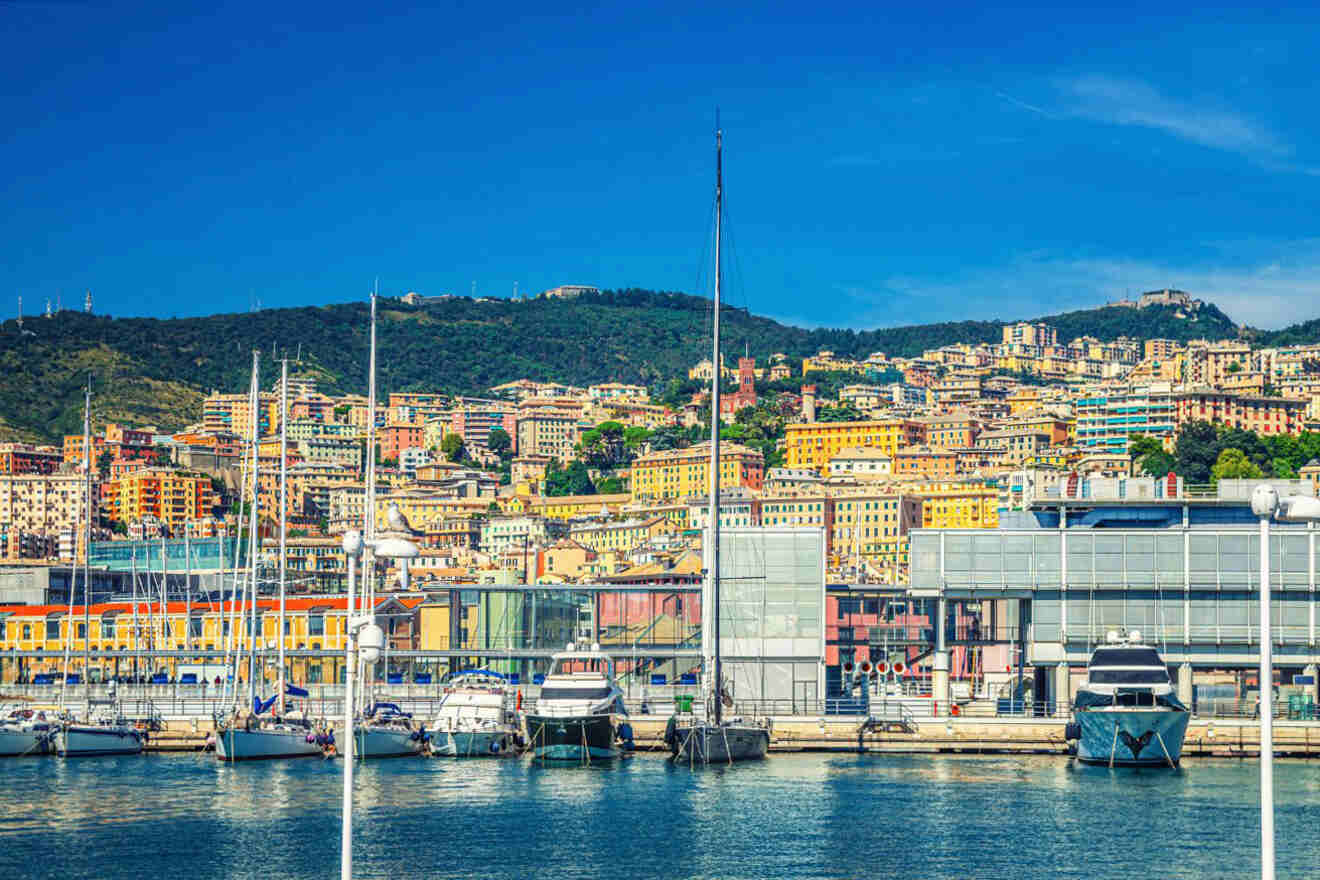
[339,529,396,880]
[1249,486,1320,880]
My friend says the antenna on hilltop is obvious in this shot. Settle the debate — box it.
[471,281,476,298]
[84,289,92,313]
[513,281,518,300]
[16,295,22,329]
[45,298,52,318]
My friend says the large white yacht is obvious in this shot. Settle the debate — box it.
[430,671,519,757]
[1068,631,1190,767]
[523,645,628,762]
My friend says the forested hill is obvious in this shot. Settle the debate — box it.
[0,288,1245,443]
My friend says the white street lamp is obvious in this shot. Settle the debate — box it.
[339,527,416,880]
[1249,486,1320,880]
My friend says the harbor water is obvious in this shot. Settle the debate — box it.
[3,753,1320,879]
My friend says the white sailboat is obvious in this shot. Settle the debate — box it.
[350,288,427,759]
[666,121,769,765]
[54,379,144,758]
[215,353,328,761]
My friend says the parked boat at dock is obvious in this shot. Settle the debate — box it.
[353,702,427,758]
[54,696,144,757]
[430,671,519,757]
[1069,631,1190,767]
[524,646,628,761]
[0,705,55,756]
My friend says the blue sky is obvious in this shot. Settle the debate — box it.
[4,2,1320,329]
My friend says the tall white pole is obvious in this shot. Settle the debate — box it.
[341,551,356,880]
[1259,512,1274,880]
[246,351,260,707]
[707,120,723,727]
[277,358,289,714]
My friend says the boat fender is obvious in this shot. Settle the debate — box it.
[490,740,501,754]
[306,733,317,744]
[1064,722,1081,741]
[663,715,678,750]
[326,730,334,745]
[617,722,634,743]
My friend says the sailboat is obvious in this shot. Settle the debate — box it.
[350,289,427,758]
[53,380,144,757]
[214,353,329,761]
[664,122,769,765]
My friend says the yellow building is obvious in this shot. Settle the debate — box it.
[506,493,631,520]
[570,516,673,554]
[904,481,999,529]
[0,596,423,685]
[630,441,764,501]
[785,419,926,475]
[829,493,922,579]
[374,490,490,532]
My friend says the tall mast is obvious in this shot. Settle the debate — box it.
[82,378,92,702]
[707,120,724,727]
[362,285,378,713]
[277,357,289,713]
[246,350,260,707]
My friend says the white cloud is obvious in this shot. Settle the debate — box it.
[1058,74,1289,158]
[830,248,1320,331]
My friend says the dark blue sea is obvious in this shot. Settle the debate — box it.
[2,751,1318,879]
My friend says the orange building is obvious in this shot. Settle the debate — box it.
[891,445,958,479]
[0,443,62,475]
[100,468,217,535]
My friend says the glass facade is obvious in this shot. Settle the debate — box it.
[910,527,1320,663]
[712,528,826,706]
[89,537,242,573]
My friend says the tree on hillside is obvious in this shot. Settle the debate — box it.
[1211,448,1262,485]
[817,403,862,423]
[1173,421,1220,484]
[545,459,595,497]
[441,434,467,464]
[96,450,113,479]
[487,427,512,459]
[1128,433,1175,476]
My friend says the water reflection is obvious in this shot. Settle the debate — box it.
[2,753,1320,879]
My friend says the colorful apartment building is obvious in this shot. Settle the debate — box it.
[784,419,926,475]
[891,445,958,479]
[570,516,673,554]
[0,473,96,554]
[630,441,764,501]
[0,443,62,475]
[100,468,216,535]
[1173,389,1307,435]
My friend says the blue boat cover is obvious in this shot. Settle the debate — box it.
[285,684,309,698]
[680,673,698,685]
[179,673,198,684]
[651,674,667,685]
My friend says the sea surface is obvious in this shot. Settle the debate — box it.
[2,751,1318,879]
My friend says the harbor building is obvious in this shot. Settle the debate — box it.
[910,475,1320,715]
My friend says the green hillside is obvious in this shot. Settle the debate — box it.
[0,289,1244,443]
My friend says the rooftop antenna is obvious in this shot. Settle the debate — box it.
[84,289,92,313]
[45,298,52,318]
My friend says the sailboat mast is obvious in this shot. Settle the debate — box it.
[361,286,378,713]
[277,357,289,713]
[246,350,260,706]
[82,378,92,701]
[707,121,724,727]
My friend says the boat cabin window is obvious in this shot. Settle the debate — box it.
[1113,689,1158,707]
[549,656,614,677]
[542,686,614,701]
[1089,647,1163,668]
[1090,668,1170,684]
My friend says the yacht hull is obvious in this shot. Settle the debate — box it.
[1075,709,1189,767]
[431,729,515,757]
[525,713,617,761]
[672,722,769,763]
[0,726,51,757]
[214,726,326,761]
[354,726,425,758]
[55,724,144,757]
